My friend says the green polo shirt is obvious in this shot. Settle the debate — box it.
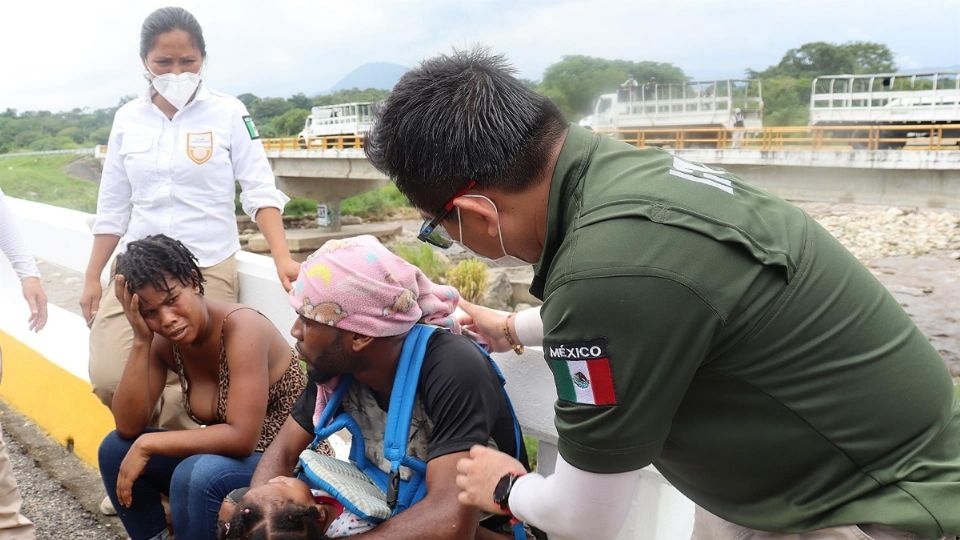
[532,124,960,536]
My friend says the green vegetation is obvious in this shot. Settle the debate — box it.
[0,155,97,212]
[340,183,413,220]
[747,41,896,126]
[446,259,489,303]
[539,55,686,120]
[393,243,449,282]
[281,185,414,221]
[283,197,318,217]
[524,435,539,470]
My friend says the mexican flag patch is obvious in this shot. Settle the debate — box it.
[545,338,617,406]
[242,115,260,140]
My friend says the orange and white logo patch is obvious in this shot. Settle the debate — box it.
[186,132,213,165]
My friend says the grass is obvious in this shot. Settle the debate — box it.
[523,435,539,470]
[447,259,489,303]
[341,183,413,220]
[0,155,97,212]
[393,243,449,282]
[283,185,414,221]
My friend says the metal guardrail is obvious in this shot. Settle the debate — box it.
[258,125,960,154]
[601,124,960,151]
[0,148,95,159]
[261,136,364,152]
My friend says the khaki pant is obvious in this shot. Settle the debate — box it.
[88,255,239,430]
[691,506,946,540]
[0,349,36,540]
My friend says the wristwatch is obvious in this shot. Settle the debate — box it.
[493,472,524,514]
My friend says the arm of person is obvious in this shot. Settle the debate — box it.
[229,103,296,289]
[250,414,313,487]
[136,309,274,458]
[110,279,168,437]
[82,121,130,323]
[81,234,121,323]
[354,452,480,540]
[0,188,47,331]
[457,300,543,352]
[459,274,721,538]
[456,447,641,540]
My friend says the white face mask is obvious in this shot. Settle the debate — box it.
[147,67,202,110]
[457,195,529,267]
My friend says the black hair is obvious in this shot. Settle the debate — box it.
[140,6,207,60]
[364,47,567,211]
[219,502,329,540]
[115,234,204,295]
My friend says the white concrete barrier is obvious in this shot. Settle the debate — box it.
[0,196,694,539]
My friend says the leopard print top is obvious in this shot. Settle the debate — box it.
[173,307,306,452]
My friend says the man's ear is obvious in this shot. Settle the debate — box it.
[452,196,499,238]
[349,332,375,353]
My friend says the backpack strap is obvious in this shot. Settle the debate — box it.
[382,324,436,511]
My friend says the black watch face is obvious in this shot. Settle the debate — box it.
[494,473,514,509]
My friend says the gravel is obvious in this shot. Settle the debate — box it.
[3,415,123,539]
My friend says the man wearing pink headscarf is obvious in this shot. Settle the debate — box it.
[232,235,532,539]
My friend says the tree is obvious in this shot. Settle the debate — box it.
[752,41,896,79]
[268,108,310,137]
[538,55,686,119]
[747,41,897,126]
[288,92,313,110]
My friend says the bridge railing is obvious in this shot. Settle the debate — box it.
[261,136,365,152]
[601,123,960,151]
[0,197,694,540]
[256,124,960,155]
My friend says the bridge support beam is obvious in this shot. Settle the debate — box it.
[269,155,389,231]
[721,164,960,209]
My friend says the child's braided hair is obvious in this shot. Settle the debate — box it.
[219,502,329,540]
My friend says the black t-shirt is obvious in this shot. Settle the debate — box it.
[292,331,526,466]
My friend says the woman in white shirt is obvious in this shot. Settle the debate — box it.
[81,6,300,435]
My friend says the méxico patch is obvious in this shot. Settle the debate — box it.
[545,338,617,406]
[242,115,260,140]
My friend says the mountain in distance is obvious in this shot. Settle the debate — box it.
[329,62,409,92]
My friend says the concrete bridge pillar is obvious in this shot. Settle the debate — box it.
[268,154,390,231]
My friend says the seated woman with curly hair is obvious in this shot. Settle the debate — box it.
[98,234,325,540]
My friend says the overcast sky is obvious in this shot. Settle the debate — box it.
[4,0,959,113]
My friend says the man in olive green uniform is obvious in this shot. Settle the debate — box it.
[364,49,960,540]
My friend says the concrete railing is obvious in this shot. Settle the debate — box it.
[0,197,694,539]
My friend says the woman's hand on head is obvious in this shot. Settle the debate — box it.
[114,275,153,343]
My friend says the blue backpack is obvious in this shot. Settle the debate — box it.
[297,324,527,539]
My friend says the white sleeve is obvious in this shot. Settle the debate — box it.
[514,305,544,346]
[231,102,289,219]
[91,116,132,236]
[0,189,41,279]
[510,454,641,540]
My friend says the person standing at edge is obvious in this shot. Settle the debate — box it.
[80,6,300,434]
[363,48,960,540]
[0,187,47,540]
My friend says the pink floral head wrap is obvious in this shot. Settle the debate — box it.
[289,235,461,337]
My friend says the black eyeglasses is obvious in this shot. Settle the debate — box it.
[417,179,477,248]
